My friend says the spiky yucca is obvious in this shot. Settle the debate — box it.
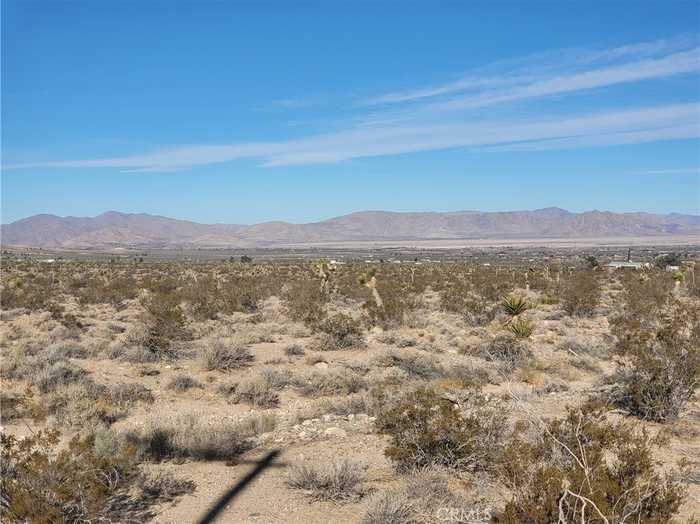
[502,295,528,317]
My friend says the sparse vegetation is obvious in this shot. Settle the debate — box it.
[2,252,698,522]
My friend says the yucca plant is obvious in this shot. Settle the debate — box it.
[502,295,528,317]
[508,317,534,338]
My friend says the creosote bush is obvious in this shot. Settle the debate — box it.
[0,429,194,523]
[313,313,364,350]
[497,403,688,523]
[561,270,600,317]
[609,300,700,422]
[376,387,505,471]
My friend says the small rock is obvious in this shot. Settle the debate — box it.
[313,362,329,370]
[324,427,347,438]
[302,419,313,426]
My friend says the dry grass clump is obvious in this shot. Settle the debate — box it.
[219,374,280,408]
[477,333,531,371]
[497,403,688,523]
[166,374,204,391]
[363,471,478,524]
[362,488,416,524]
[287,457,365,501]
[42,382,124,428]
[122,415,255,462]
[293,369,367,397]
[372,349,444,380]
[33,360,89,394]
[375,387,505,471]
[108,382,155,407]
[199,338,254,371]
[0,429,195,523]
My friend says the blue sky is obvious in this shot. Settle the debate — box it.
[2,1,699,224]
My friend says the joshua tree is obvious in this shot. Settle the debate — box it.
[358,268,383,309]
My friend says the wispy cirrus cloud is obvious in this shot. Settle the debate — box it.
[3,35,698,172]
[363,34,699,107]
[5,103,698,170]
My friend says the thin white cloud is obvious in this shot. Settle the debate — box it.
[363,35,699,107]
[5,103,698,170]
[427,49,699,112]
[3,35,698,172]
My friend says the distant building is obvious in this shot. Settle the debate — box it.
[604,261,648,270]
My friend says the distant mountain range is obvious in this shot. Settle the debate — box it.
[2,208,698,248]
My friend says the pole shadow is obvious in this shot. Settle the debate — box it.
[196,449,284,524]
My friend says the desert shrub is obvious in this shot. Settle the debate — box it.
[556,336,608,358]
[283,343,305,356]
[497,404,687,523]
[372,350,444,380]
[363,470,481,524]
[166,374,204,391]
[609,300,700,422]
[200,339,254,370]
[258,367,293,389]
[618,271,674,323]
[313,313,364,350]
[221,375,280,408]
[463,294,499,326]
[140,291,190,358]
[42,382,125,428]
[294,369,367,397]
[478,334,531,371]
[33,360,88,394]
[287,458,364,501]
[0,429,193,523]
[376,387,505,471]
[282,279,327,326]
[362,488,416,524]
[0,272,53,311]
[561,270,600,317]
[109,383,155,407]
[123,415,253,462]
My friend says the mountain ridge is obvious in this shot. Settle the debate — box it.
[2,208,698,248]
